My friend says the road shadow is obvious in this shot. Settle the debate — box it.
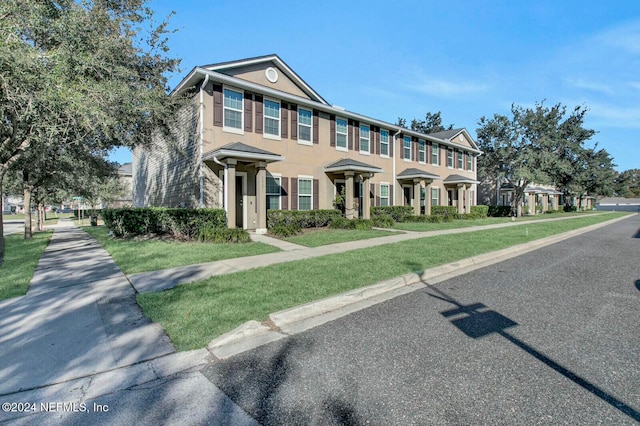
[426,286,640,422]
[635,280,640,292]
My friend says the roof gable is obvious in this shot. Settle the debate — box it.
[202,54,328,105]
[428,128,480,151]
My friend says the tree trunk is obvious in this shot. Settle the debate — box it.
[23,169,32,239]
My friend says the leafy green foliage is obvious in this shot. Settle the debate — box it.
[329,218,373,230]
[470,205,489,217]
[371,206,413,222]
[371,214,395,228]
[102,208,227,238]
[614,168,640,197]
[430,206,458,218]
[197,226,250,243]
[402,215,449,223]
[269,223,302,238]
[397,111,454,134]
[267,210,342,229]
[488,206,513,217]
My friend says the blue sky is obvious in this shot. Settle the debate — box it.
[110,0,640,172]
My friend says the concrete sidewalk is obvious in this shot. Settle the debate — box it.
[0,219,174,396]
[128,212,618,293]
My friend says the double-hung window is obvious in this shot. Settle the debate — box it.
[447,148,454,168]
[298,178,312,211]
[432,143,439,165]
[403,136,411,160]
[380,130,389,156]
[418,140,426,163]
[266,176,281,210]
[264,99,280,137]
[360,124,370,153]
[458,150,464,169]
[298,108,312,144]
[467,154,473,171]
[431,188,439,207]
[336,118,348,150]
[380,184,389,207]
[223,88,243,130]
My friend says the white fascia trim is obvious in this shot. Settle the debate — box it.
[324,166,384,174]
[398,174,442,180]
[444,179,480,185]
[213,150,284,163]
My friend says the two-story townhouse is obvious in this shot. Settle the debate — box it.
[133,55,481,233]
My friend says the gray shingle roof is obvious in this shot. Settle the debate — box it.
[118,162,132,175]
[324,158,383,173]
[443,174,479,184]
[216,142,278,156]
[397,168,441,180]
[427,128,465,140]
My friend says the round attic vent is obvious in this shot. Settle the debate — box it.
[265,67,279,83]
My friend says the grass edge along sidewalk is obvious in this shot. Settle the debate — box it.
[0,231,53,300]
[138,212,631,351]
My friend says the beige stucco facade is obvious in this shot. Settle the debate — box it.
[134,55,481,232]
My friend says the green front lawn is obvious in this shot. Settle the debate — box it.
[282,228,401,247]
[138,212,629,351]
[0,231,52,300]
[392,211,599,232]
[83,226,281,275]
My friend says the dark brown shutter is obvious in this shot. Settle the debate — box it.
[291,178,298,210]
[374,127,380,155]
[244,93,253,132]
[413,137,418,162]
[255,95,263,134]
[427,141,431,164]
[400,135,405,159]
[441,146,444,166]
[348,120,354,150]
[281,103,288,139]
[213,84,223,127]
[355,122,360,151]
[389,186,394,206]
[313,110,319,144]
[281,177,289,210]
[313,179,319,210]
[390,133,394,157]
[330,114,336,147]
[370,183,375,201]
[290,104,298,140]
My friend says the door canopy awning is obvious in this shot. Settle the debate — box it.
[203,142,284,163]
[397,168,441,181]
[324,158,383,174]
[443,174,479,185]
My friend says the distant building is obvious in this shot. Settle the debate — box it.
[596,197,640,212]
[112,162,133,207]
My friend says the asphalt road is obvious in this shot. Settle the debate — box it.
[2,220,24,236]
[202,214,640,425]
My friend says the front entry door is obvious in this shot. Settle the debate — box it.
[235,176,243,228]
[354,181,363,218]
[403,186,412,206]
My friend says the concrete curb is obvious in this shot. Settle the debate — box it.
[208,213,632,359]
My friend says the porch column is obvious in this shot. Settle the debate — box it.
[424,181,432,215]
[256,162,267,234]
[226,159,237,228]
[465,187,471,213]
[543,194,549,212]
[457,184,465,214]
[413,179,421,216]
[528,193,535,215]
[362,174,371,219]
[345,171,355,219]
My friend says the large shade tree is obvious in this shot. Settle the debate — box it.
[0,0,183,262]
[476,102,609,216]
[397,111,454,134]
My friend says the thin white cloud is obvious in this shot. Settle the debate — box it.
[595,20,640,55]
[405,78,490,98]
[583,101,640,129]
[565,78,613,95]
[629,81,640,91]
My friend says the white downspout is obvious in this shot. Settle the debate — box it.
[392,129,401,206]
[199,74,210,208]
[212,155,228,216]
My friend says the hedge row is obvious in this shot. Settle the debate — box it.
[371,206,414,222]
[470,205,489,217]
[329,217,373,230]
[102,208,227,239]
[488,205,513,217]
[267,210,342,229]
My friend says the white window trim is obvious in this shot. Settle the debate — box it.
[431,187,440,207]
[263,97,281,141]
[432,142,439,166]
[467,154,473,171]
[380,129,390,158]
[297,107,313,146]
[359,124,370,155]
[298,175,314,211]
[418,139,426,164]
[458,150,464,170]
[379,182,390,207]
[447,148,454,169]
[222,86,244,135]
[336,117,348,152]
[266,174,282,210]
[403,136,412,163]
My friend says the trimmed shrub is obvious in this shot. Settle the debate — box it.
[371,206,413,222]
[487,205,512,217]
[269,223,302,238]
[197,226,250,243]
[329,218,373,230]
[431,206,458,218]
[563,205,578,212]
[371,214,395,228]
[267,210,342,229]
[102,208,227,238]
[470,205,489,218]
